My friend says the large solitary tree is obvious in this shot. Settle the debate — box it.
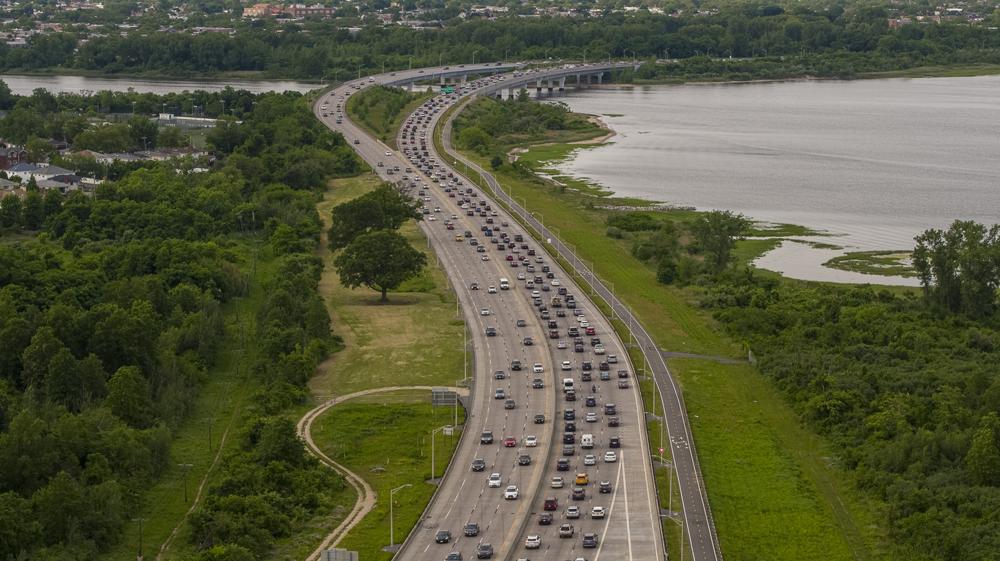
[333,230,426,301]
[327,183,420,250]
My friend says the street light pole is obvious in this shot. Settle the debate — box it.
[473,49,479,65]
[430,425,450,480]
[389,483,413,548]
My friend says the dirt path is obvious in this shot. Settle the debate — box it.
[297,386,466,561]
[155,400,241,561]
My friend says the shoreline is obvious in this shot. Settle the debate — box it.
[515,108,919,286]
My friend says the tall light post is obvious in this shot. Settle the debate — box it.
[472,49,479,65]
[583,47,588,64]
[382,59,386,75]
[504,48,509,63]
[430,425,451,481]
[439,52,443,66]
[408,55,413,70]
[389,483,413,548]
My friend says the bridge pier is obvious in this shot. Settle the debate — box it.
[558,77,566,92]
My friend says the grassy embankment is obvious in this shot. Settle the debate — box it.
[310,391,465,561]
[440,99,902,561]
[346,85,435,149]
[306,173,467,558]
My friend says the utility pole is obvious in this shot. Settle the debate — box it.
[177,463,194,502]
[132,517,146,561]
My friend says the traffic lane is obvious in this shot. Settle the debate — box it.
[422,97,662,560]
[322,80,664,560]
[378,108,558,560]
[402,156,556,560]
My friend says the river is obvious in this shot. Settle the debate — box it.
[0,73,320,95]
[554,76,1000,285]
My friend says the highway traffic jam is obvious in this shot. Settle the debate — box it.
[318,67,662,561]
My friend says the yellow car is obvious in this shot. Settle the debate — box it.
[575,473,589,485]
[455,235,464,242]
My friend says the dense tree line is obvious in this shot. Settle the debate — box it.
[0,7,997,79]
[453,96,588,156]
[0,89,361,560]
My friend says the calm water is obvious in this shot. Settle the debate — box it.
[0,74,320,95]
[556,76,1000,285]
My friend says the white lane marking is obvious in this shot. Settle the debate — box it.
[622,450,633,561]
[594,452,624,561]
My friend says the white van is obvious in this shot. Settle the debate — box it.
[581,434,594,449]
[499,277,510,290]
[563,378,574,393]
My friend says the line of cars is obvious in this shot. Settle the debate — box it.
[391,74,627,561]
[396,76,550,561]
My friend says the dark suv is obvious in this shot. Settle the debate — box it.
[476,542,493,559]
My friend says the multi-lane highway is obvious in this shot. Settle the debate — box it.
[314,64,665,561]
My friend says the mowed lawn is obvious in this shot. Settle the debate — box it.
[446,127,898,561]
[312,174,465,395]
[310,391,465,561]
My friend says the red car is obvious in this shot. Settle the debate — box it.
[585,327,596,336]
[506,255,514,261]
[504,437,517,447]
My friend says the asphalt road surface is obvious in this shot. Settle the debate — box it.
[315,64,665,561]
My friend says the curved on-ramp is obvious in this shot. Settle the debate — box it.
[297,385,466,561]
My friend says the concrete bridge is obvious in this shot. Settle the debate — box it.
[380,62,522,89]
[475,61,638,98]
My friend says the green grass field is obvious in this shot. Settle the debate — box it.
[311,174,466,395]
[309,390,465,561]
[302,173,467,558]
[441,105,900,561]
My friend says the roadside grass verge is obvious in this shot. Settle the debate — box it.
[440,103,898,561]
[99,240,281,561]
[311,173,465,396]
[309,390,465,561]
[346,86,435,148]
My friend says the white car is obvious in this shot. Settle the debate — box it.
[551,279,561,286]
[577,316,586,323]
[604,451,618,463]
[584,454,596,466]
[517,272,526,280]
[525,435,538,447]
[488,473,502,487]
[428,216,436,221]
[551,476,564,488]
[591,506,606,519]
[594,344,606,355]
[580,321,591,328]
[566,505,580,519]
[585,412,598,423]
[385,151,391,156]
[480,308,490,316]
[504,485,519,500]
[488,286,497,293]
[533,363,544,373]
[561,360,572,371]
[525,535,541,549]
[557,340,568,349]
